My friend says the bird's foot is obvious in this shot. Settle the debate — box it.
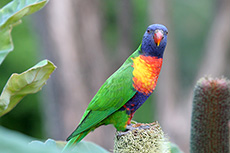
[125,124,135,131]
[116,123,151,137]
[131,123,151,129]
[117,130,130,137]
[116,124,134,137]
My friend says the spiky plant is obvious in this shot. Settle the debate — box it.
[190,77,230,152]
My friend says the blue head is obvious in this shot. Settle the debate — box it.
[141,24,168,58]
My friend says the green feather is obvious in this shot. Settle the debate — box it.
[66,45,141,146]
[62,130,90,152]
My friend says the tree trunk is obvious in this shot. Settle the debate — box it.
[36,0,90,139]
[34,0,114,150]
[116,0,133,63]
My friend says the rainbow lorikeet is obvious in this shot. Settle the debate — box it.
[62,24,168,151]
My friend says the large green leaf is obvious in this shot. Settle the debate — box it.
[0,60,56,117]
[0,0,48,65]
[71,141,109,153]
[31,139,110,153]
[0,126,109,153]
[170,143,184,153]
[0,126,60,153]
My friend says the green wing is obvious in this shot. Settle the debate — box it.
[67,48,140,140]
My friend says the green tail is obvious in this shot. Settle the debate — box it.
[62,130,90,152]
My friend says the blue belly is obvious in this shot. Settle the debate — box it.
[119,91,150,115]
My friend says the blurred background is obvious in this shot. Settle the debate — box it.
[0,0,229,152]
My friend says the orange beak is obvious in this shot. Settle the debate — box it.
[154,30,164,47]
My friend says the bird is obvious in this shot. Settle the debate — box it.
[62,24,168,151]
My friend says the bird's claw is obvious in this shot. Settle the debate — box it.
[117,123,151,137]
[126,124,135,131]
[116,124,134,137]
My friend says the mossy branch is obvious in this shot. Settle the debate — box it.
[113,122,170,153]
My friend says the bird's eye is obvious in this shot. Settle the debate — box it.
[147,29,151,33]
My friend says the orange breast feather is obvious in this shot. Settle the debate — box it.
[132,55,163,95]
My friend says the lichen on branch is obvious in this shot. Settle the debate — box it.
[114,122,170,153]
